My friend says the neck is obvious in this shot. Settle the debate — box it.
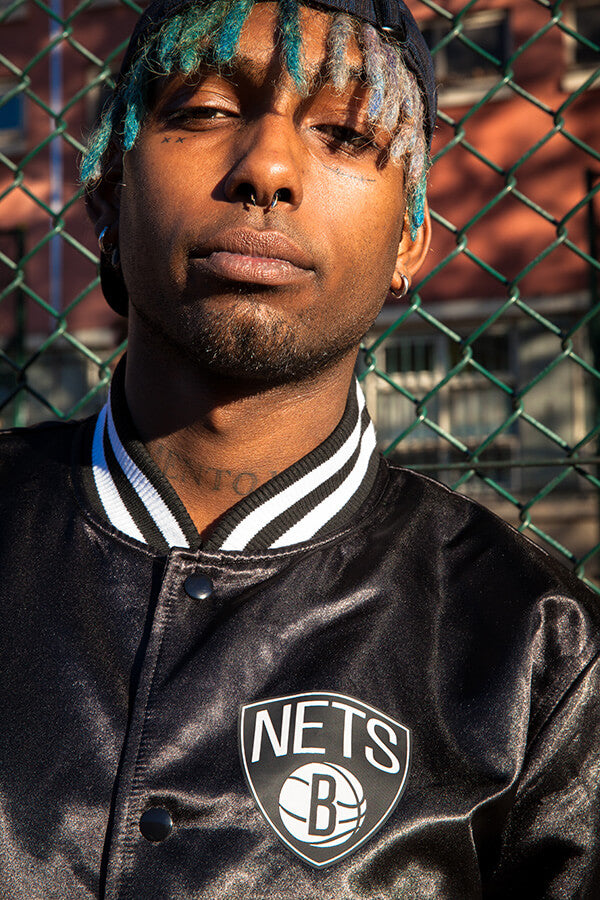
[124,328,358,539]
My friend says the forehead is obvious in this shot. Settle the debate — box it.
[227,1,363,84]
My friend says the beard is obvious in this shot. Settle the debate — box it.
[130,286,380,386]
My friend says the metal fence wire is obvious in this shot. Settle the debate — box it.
[0,0,599,588]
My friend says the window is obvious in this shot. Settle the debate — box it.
[572,0,600,67]
[385,337,435,375]
[370,329,518,492]
[0,83,25,154]
[449,333,511,373]
[423,10,510,83]
[563,1,600,90]
[367,321,592,496]
[422,10,511,105]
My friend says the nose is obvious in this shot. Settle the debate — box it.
[224,113,303,211]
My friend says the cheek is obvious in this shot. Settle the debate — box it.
[122,139,227,247]
[121,146,179,232]
[318,173,405,291]
[118,147,190,297]
[120,143,204,269]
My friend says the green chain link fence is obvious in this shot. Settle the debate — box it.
[1,0,599,587]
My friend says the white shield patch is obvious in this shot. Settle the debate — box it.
[239,691,410,868]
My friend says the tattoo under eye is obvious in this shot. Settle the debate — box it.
[320,162,376,183]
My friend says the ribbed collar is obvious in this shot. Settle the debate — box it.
[87,359,381,553]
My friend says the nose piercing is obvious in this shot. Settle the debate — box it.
[246,190,280,210]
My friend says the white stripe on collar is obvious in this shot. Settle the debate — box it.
[90,372,380,553]
[92,405,145,544]
[219,381,369,551]
[104,392,190,548]
[269,419,377,549]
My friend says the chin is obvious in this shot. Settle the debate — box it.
[133,293,367,386]
[186,322,358,385]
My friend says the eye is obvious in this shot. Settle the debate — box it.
[165,105,238,128]
[316,124,375,153]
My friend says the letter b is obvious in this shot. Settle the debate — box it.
[308,774,337,836]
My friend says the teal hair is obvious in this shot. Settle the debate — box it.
[81,0,429,235]
[215,0,255,61]
[410,172,426,241]
[277,0,305,89]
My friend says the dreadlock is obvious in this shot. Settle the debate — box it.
[81,1,428,237]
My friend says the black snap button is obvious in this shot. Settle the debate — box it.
[139,807,173,842]
[184,574,214,600]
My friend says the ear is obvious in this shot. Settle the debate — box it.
[84,144,124,245]
[390,200,432,295]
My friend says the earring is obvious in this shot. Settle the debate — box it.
[390,274,410,299]
[98,226,111,255]
[98,226,120,268]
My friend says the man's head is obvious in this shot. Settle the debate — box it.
[84,0,435,385]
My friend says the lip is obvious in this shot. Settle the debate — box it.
[190,228,315,286]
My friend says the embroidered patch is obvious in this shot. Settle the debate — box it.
[239,692,410,868]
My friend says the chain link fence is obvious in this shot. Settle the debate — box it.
[1,0,599,587]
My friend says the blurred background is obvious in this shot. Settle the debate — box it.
[0,0,599,586]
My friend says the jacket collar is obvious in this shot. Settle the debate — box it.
[88,359,381,553]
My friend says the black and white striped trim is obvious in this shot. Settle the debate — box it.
[220,384,376,551]
[92,395,197,550]
[90,364,380,553]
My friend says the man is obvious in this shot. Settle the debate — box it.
[1,0,599,897]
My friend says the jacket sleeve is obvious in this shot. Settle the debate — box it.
[486,651,600,899]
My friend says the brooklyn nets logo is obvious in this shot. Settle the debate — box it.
[239,692,410,867]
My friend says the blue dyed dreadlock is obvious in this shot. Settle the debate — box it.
[81,1,428,236]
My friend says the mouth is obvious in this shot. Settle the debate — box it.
[190,228,314,287]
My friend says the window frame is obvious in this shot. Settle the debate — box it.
[365,323,595,496]
[562,0,600,92]
[422,8,513,107]
[0,81,26,155]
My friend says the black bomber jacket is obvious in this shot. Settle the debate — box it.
[1,393,600,899]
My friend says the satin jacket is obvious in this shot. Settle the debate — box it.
[1,416,600,899]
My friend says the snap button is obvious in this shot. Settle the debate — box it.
[184,574,214,600]
[139,807,173,842]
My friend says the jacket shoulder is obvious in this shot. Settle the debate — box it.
[0,418,93,491]
[382,461,595,602]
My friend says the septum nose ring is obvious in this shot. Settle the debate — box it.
[248,190,280,210]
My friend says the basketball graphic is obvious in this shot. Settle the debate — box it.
[240,692,411,867]
[278,762,367,847]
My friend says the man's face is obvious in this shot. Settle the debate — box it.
[118,3,412,383]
